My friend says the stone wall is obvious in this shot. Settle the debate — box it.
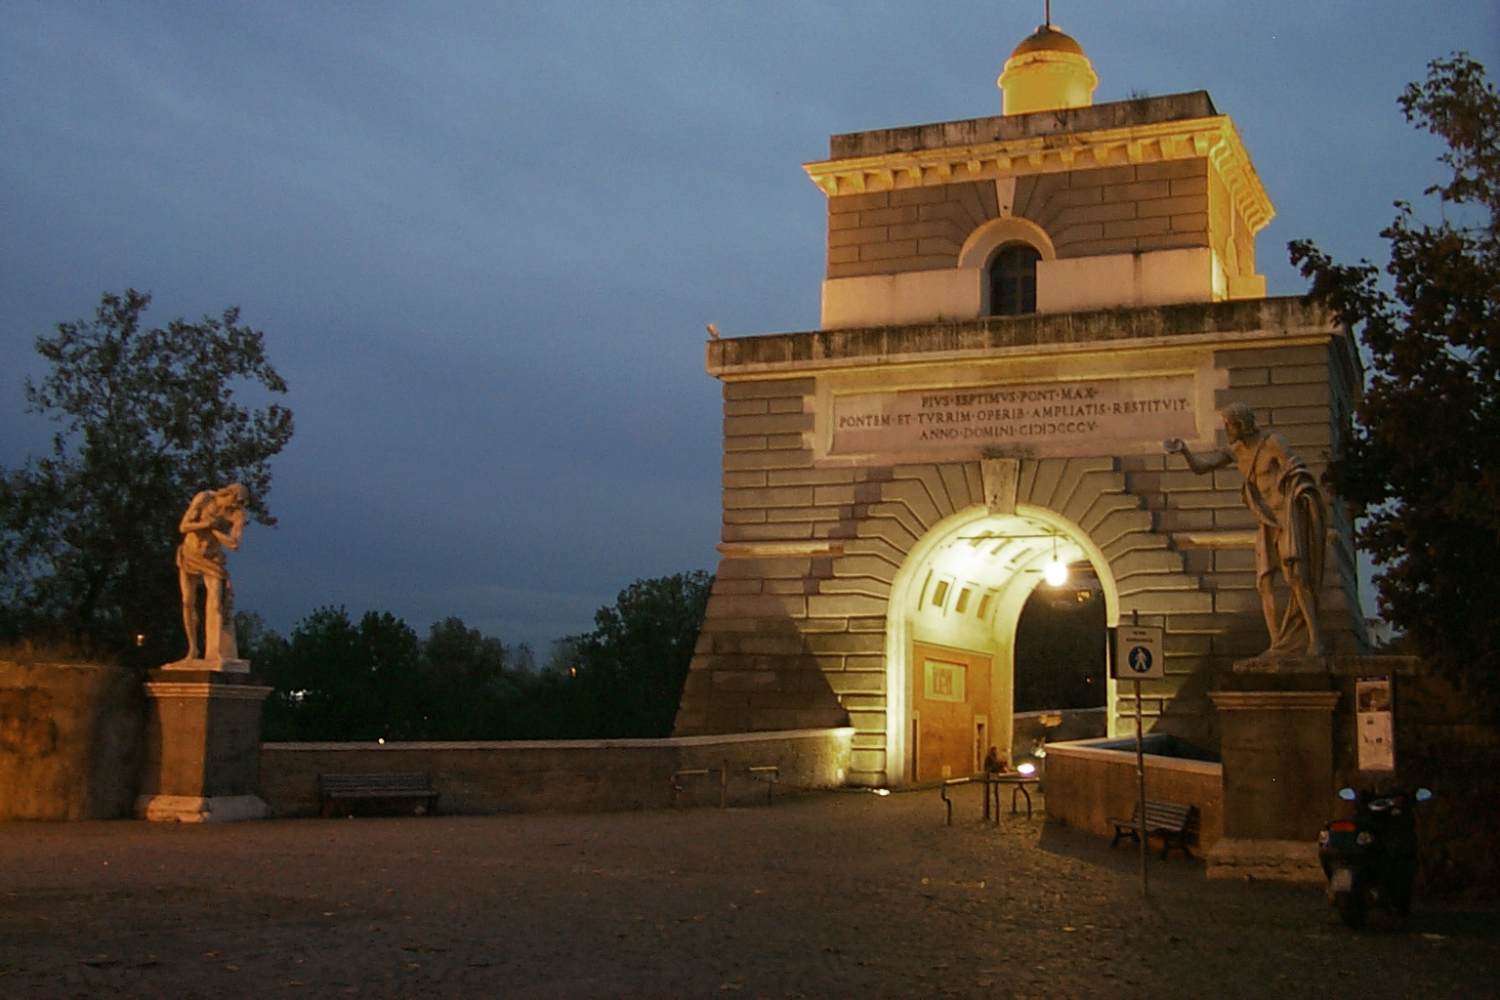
[1043,740,1224,854]
[691,442,1209,783]
[687,299,1368,786]
[828,184,996,278]
[1117,336,1367,733]
[1020,160,1209,260]
[259,728,854,817]
[0,661,145,820]
[826,161,1210,279]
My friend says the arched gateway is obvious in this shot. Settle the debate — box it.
[674,20,1366,786]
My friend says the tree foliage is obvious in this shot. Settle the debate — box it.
[259,607,425,741]
[567,571,713,738]
[0,290,293,664]
[256,573,712,742]
[419,616,522,739]
[1289,55,1499,714]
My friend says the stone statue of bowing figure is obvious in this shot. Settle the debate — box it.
[176,483,248,664]
[1165,403,1327,658]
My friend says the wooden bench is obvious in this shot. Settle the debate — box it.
[1108,799,1198,859]
[319,772,438,817]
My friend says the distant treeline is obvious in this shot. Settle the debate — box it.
[247,571,711,742]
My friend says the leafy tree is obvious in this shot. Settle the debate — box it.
[569,571,713,738]
[233,610,280,663]
[1290,55,1498,716]
[0,290,293,665]
[260,610,543,741]
[509,642,537,674]
[420,616,521,738]
[261,607,423,741]
[255,575,710,743]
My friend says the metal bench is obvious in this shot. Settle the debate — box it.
[671,763,780,808]
[1109,799,1198,859]
[319,772,438,817]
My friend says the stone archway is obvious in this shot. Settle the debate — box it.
[676,446,1211,789]
[682,299,1368,788]
[883,503,1120,785]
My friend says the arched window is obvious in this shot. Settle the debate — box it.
[987,244,1040,316]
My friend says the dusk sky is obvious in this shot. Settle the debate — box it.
[3,2,1497,654]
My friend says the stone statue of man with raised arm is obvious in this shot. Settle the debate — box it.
[176,483,248,665]
[1165,403,1327,658]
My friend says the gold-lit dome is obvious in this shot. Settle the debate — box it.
[998,22,1098,115]
[1010,24,1086,59]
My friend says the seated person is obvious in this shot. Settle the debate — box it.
[983,746,1009,774]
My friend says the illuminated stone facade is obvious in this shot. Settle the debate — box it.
[675,23,1366,787]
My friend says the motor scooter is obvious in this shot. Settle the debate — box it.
[1317,785,1432,929]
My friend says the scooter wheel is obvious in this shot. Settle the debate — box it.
[1334,891,1365,929]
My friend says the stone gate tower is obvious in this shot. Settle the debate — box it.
[674,20,1365,787]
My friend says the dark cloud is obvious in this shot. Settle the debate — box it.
[3,2,1496,648]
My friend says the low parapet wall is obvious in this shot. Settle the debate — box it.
[1011,707,1108,763]
[0,660,144,820]
[260,727,855,817]
[1043,738,1224,854]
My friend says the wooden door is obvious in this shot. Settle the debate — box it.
[912,642,992,780]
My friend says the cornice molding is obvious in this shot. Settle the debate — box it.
[717,541,846,559]
[1209,690,1341,711]
[706,296,1340,379]
[144,681,272,701]
[804,115,1274,234]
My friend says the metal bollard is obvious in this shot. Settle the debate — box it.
[747,765,780,805]
[940,776,971,826]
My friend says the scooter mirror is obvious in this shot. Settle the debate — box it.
[1338,787,1357,801]
[1415,788,1433,802]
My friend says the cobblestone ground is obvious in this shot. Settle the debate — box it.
[1,787,1495,999]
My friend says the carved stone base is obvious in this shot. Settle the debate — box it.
[1206,837,1323,882]
[1211,685,1340,860]
[137,666,271,823]
[160,656,251,674]
[1231,653,1331,676]
[134,793,267,823]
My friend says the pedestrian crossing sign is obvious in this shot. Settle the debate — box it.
[1112,625,1164,681]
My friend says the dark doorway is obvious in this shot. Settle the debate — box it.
[1012,573,1106,712]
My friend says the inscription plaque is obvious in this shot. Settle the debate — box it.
[831,375,1197,460]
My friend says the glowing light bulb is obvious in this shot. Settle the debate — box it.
[1043,557,1069,587]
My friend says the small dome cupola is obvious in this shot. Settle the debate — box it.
[998,21,1099,115]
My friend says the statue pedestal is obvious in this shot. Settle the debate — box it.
[160,656,250,675]
[1207,657,1340,881]
[135,665,271,823]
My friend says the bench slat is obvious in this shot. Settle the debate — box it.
[1107,799,1198,859]
[319,772,437,815]
[322,773,432,789]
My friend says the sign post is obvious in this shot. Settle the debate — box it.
[1112,614,1164,897]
